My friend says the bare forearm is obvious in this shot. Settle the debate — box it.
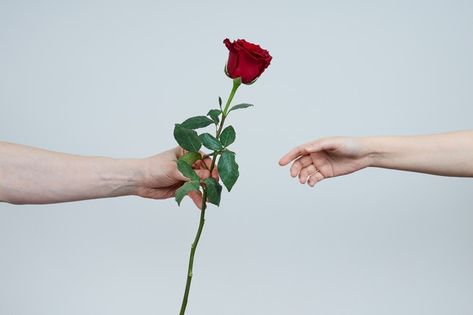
[0,142,145,204]
[365,131,473,177]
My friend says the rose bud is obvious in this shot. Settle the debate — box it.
[223,38,272,84]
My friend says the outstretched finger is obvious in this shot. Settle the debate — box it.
[279,140,331,166]
[279,146,308,166]
[299,164,317,184]
[308,171,325,187]
[290,155,312,177]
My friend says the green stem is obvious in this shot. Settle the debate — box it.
[210,79,240,171]
[222,78,241,116]
[178,79,240,315]
[179,188,207,315]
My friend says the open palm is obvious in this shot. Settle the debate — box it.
[279,137,372,187]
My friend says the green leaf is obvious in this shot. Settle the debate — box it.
[173,124,202,152]
[177,159,200,181]
[179,151,202,166]
[228,103,254,113]
[204,177,222,206]
[181,116,214,129]
[200,133,222,151]
[175,181,200,206]
[207,109,221,124]
[218,151,239,191]
[218,96,222,109]
[220,126,236,147]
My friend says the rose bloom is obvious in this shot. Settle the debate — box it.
[224,38,272,84]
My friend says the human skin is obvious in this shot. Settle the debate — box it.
[279,130,473,186]
[0,142,216,207]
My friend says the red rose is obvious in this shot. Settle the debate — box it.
[224,38,272,84]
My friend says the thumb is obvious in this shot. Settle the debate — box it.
[279,139,333,166]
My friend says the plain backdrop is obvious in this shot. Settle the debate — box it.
[1,0,472,314]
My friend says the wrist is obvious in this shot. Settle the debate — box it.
[359,136,385,168]
[101,158,146,197]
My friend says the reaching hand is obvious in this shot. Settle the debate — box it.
[279,137,373,187]
[137,147,218,208]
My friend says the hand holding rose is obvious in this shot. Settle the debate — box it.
[136,147,218,208]
[0,143,214,206]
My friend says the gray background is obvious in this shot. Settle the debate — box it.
[1,0,472,314]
